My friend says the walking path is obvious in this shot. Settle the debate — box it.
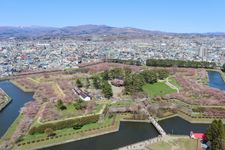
[165,77,179,93]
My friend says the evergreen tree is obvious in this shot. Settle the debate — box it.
[101,70,109,80]
[109,68,124,79]
[140,70,157,84]
[206,120,225,150]
[132,73,145,91]
[57,100,67,110]
[74,99,86,110]
[76,79,83,88]
[124,74,133,94]
[92,76,101,89]
[86,78,90,88]
[101,81,113,98]
[124,73,145,94]
[124,67,132,76]
[157,69,169,80]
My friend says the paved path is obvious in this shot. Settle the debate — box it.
[117,136,163,150]
[117,135,192,150]
[165,77,179,93]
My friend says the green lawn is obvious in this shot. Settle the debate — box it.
[143,82,176,97]
[66,103,76,112]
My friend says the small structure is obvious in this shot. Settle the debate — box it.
[190,131,206,140]
[111,78,124,87]
[73,87,91,101]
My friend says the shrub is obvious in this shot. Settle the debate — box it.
[108,113,114,118]
[192,107,205,112]
[44,128,55,137]
[74,99,86,110]
[76,79,83,88]
[73,123,83,130]
[59,105,67,110]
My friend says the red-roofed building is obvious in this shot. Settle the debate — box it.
[190,131,206,140]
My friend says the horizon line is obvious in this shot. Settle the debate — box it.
[0,24,225,34]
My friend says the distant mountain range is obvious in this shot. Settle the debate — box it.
[0,25,224,39]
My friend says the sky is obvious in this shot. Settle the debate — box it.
[0,0,225,33]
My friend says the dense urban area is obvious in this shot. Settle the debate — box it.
[0,26,225,78]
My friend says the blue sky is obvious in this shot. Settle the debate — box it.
[0,0,225,33]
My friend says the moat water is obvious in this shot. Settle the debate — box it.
[208,71,225,91]
[0,80,33,137]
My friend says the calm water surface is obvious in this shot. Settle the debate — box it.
[43,122,159,150]
[208,71,225,90]
[159,116,210,135]
[0,80,33,137]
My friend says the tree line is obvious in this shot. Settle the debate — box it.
[146,59,216,68]
[104,59,142,66]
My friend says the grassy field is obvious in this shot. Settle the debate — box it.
[143,82,176,97]
[149,138,199,150]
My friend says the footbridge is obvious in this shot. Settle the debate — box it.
[143,107,166,136]
[148,116,166,136]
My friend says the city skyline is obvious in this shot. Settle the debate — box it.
[1,0,225,33]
